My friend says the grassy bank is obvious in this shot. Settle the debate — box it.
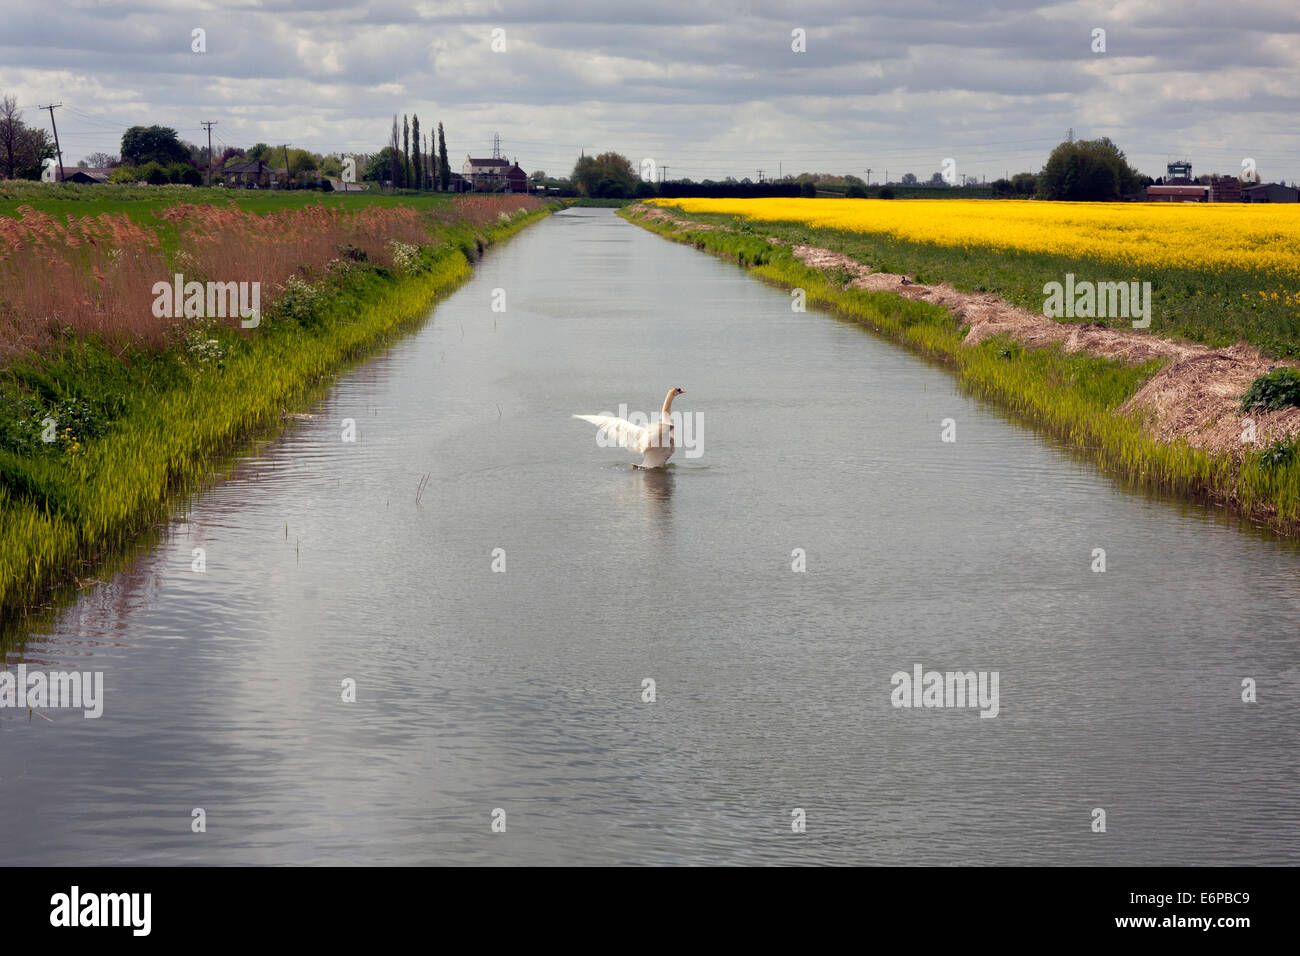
[0,197,552,620]
[621,204,1300,534]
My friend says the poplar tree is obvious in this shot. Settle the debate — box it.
[411,115,421,190]
[389,115,400,190]
[437,122,449,191]
[401,114,410,189]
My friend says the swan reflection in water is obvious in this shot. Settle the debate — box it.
[606,464,674,531]
[637,465,674,512]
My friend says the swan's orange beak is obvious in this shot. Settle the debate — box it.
[676,387,686,394]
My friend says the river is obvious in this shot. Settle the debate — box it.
[2,207,1297,865]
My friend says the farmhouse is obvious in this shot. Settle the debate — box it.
[222,160,279,188]
[462,155,528,192]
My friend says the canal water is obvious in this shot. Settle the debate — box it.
[2,207,1297,865]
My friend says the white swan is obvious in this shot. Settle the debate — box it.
[574,387,685,469]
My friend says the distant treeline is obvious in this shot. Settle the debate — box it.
[657,182,801,198]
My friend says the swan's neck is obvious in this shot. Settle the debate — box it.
[661,389,678,421]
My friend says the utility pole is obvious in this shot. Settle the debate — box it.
[282,144,291,189]
[201,121,217,187]
[756,169,764,183]
[865,167,871,185]
[661,165,669,183]
[37,103,64,181]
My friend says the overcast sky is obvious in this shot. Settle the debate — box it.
[3,0,1298,183]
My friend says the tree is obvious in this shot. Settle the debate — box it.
[530,170,546,181]
[247,143,272,163]
[570,151,637,198]
[900,172,918,186]
[1037,137,1141,201]
[82,151,119,168]
[402,114,411,189]
[389,115,401,189]
[184,140,209,168]
[846,183,868,198]
[121,126,189,166]
[437,122,449,191]
[927,171,946,186]
[364,147,398,183]
[411,115,421,190]
[799,180,816,198]
[0,94,54,179]
[1011,172,1037,196]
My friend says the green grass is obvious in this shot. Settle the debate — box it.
[0,203,552,623]
[622,206,1300,534]
[648,205,1300,359]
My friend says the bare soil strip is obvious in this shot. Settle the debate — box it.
[633,204,1300,455]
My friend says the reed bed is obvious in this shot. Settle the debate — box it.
[0,194,543,360]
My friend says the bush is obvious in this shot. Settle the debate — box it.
[1240,366,1300,412]
[845,184,868,199]
[168,163,201,186]
[140,161,169,185]
[1259,437,1298,468]
[634,181,657,198]
[799,181,816,198]
[878,186,895,199]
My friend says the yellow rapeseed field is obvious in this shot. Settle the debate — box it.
[651,197,1300,281]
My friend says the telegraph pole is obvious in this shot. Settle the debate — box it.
[865,167,871,185]
[37,103,64,181]
[201,121,217,186]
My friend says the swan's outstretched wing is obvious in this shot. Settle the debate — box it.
[573,414,649,454]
